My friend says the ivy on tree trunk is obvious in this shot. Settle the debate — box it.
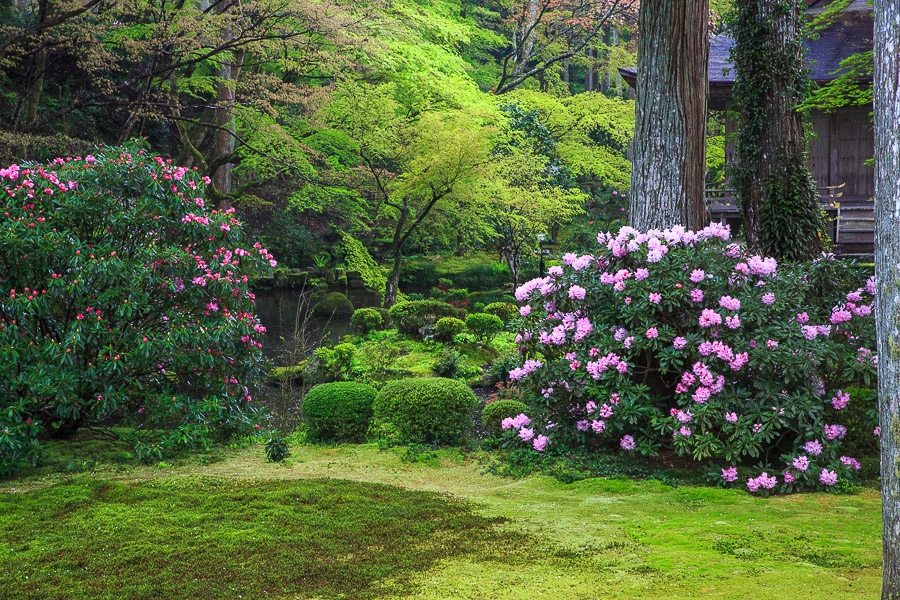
[730,0,824,261]
[874,1,900,596]
[629,0,710,232]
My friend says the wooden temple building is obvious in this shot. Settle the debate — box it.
[620,0,875,257]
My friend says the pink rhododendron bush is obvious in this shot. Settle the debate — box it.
[506,223,877,494]
[0,144,274,475]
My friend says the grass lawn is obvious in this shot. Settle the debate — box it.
[0,441,883,599]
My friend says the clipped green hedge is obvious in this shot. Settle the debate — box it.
[373,307,391,328]
[435,317,466,342]
[351,308,383,334]
[303,382,377,442]
[465,313,504,342]
[388,300,463,335]
[373,377,477,444]
[481,400,529,432]
[483,302,517,323]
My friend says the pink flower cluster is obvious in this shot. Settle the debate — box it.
[508,359,543,381]
[831,390,850,410]
[746,472,777,492]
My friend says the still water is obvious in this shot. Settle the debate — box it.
[252,289,380,365]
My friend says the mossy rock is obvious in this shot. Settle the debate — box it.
[313,292,355,316]
[269,363,307,384]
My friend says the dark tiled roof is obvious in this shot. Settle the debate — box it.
[619,8,873,88]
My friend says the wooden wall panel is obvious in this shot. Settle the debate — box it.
[831,107,875,198]
[808,110,832,187]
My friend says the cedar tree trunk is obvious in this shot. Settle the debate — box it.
[874,1,900,597]
[731,0,823,260]
[630,0,710,232]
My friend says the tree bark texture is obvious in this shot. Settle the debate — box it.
[213,0,243,208]
[732,0,823,260]
[874,2,900,597]
[629,0,709,232]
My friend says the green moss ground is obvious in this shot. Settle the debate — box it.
[0,442,883,599]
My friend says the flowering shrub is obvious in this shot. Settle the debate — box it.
[508,223,876,494]
[0,144,274,475]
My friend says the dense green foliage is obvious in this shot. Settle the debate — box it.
[302,382,377,441]
[483,302,518,323]
[350,308,384,335]
[0,0,644,301]
[465,313,505,343]
[373,377,477,443]
[264,434,290,462]
[482,400,529,432]
[0,145,272,474]
[312,343,357,382]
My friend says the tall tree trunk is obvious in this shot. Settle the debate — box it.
[629,0,709,231]
[731,0,823,260]
[874,1,900,597]
[516,0,539,75]
[213,0,243,209]
[23,49,46,126]
[384,253,402,308]
[601,28,611,94]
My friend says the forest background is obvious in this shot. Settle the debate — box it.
[0,0,738,294]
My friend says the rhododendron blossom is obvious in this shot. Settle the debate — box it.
[507,222,875,494]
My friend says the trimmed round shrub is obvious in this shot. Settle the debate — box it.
[388,300,463,335]
[303,382,377,441]
[373,377,477,443]
[373,307,391,328]
[484,302,517,323]
[313,292,354,316]
[482,400,529,432]
[435,317,466,342]
[351,308,383,334]
[465,313,504,342]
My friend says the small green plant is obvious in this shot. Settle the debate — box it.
[264,434,290,462]
[351,308,384,335]
[313,343,357,382]
[303,382,377,442]
[435,317,466,342]
[312,253,331,276]
[433,348,464,378]
[362,342,401,374]
[465,313,504,343]
[373,377,477,444]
